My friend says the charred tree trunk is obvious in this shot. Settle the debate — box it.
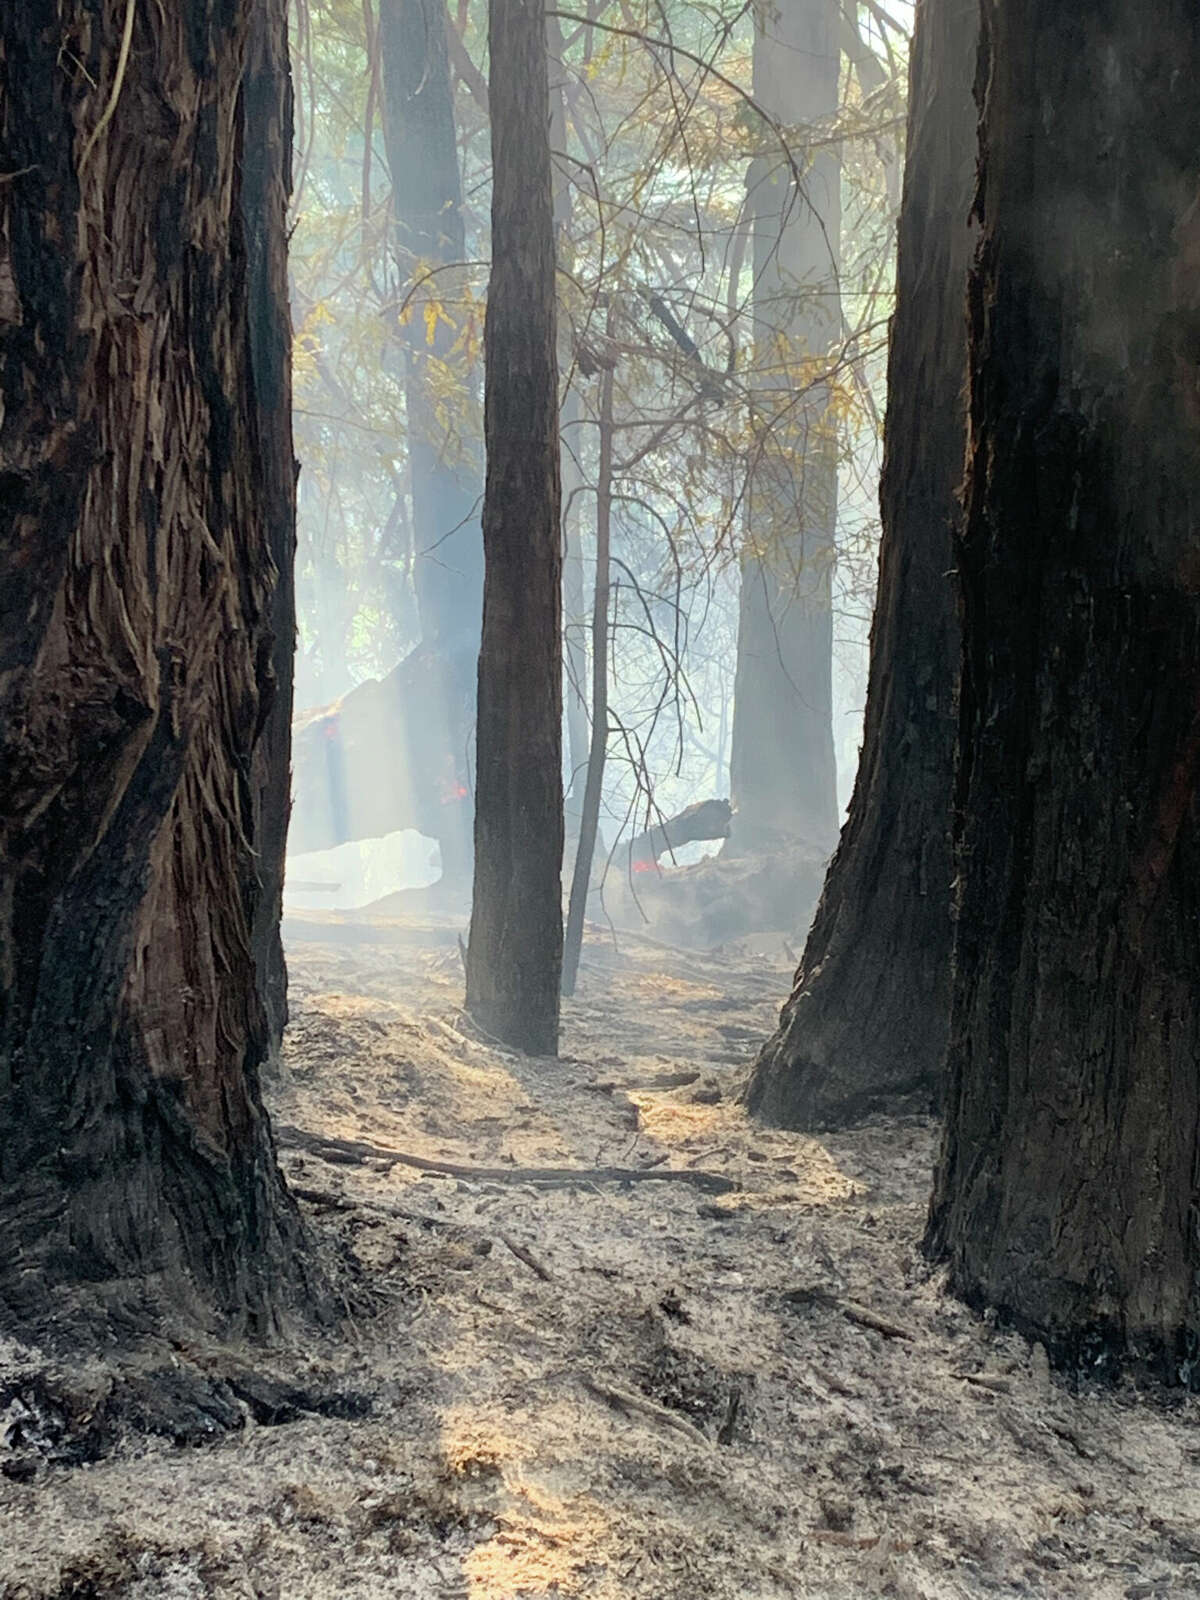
[465,0,563,1054]
[926,0,1200,1378]
[243,0,298,1056]
[379,0,483,651]
[745,0,976,1129]
[727,0,840,857]
[0,0,307,1343]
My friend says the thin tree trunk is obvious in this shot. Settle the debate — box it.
[745,0,976,1129]
[726,0,840,857]
[561,385,591,819]
[562,352,614,998]
[548,16,590,837]
[0,0,308,1344]
[926,0,1200,1378]
[465,0,564,1054]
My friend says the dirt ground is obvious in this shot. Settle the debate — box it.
[4,911,1200,1599]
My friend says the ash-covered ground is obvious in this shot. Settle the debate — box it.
[3,913,1198,1599]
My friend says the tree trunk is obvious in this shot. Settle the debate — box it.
[0,0,307,1344]
[926,0,1200,1378]
[548,19,590,848]
[745,0,976,1129]
[562,351,614,998]
[379,0,483,651]
[465,0,564,1054]
[726,0,840,857]
[243,0,298,1057]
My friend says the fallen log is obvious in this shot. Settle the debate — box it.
[276,1123,740,1194]
[623,797,732,871]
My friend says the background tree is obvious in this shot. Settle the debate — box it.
[927,0,1200,1375]
[727,0,841,857]
[0,0,306,1341]
[745,0,976,1128]
[377,0,480,884]
[465,0,564,1054]
[283,0,905,931]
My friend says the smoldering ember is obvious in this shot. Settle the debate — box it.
[2,2,1199,1596]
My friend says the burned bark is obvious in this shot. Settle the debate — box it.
[464,0,564,1053]
[745,0,975,1129]
[243,0,298,1056]
[926,0,1200,1378]
[0,0,308,1344]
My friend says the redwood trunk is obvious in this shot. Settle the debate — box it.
[465,0,564,1054]
[927,0,1200,1377]
[0,0,304,1341]
[745,0,975,1128]
[243,0,298,1055]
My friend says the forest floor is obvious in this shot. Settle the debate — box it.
[5,911,1200,1599]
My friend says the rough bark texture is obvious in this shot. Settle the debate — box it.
[926,0,1200,1379]
[464,0,564,1054]
[243,0,298,1055]
[379,0,483,650]
[0,0,306,1343]
[727,0,840,856]
[745,0,975,1129]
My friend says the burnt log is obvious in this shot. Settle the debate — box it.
[624,798,733,871]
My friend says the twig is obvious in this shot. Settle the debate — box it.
[500,1233,553,1282]
[580,1375,710,1449]
[782,1286,916,1342]
[289,1183,462,1235]
[808,1530,911,1553]
[954,1372,1012,1396]
[81,0,138,169]
[276,1123,740,1194]
[839,1299,917,1343]
[808,1363,860,1399]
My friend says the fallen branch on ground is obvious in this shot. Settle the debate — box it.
[500,1233,553,1282]
[580,1375,711,1450]
[782,1286,916,1342]
[289,1183,468,1236]
[276,1123,740,1194]
[954,1371,1012,1395]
